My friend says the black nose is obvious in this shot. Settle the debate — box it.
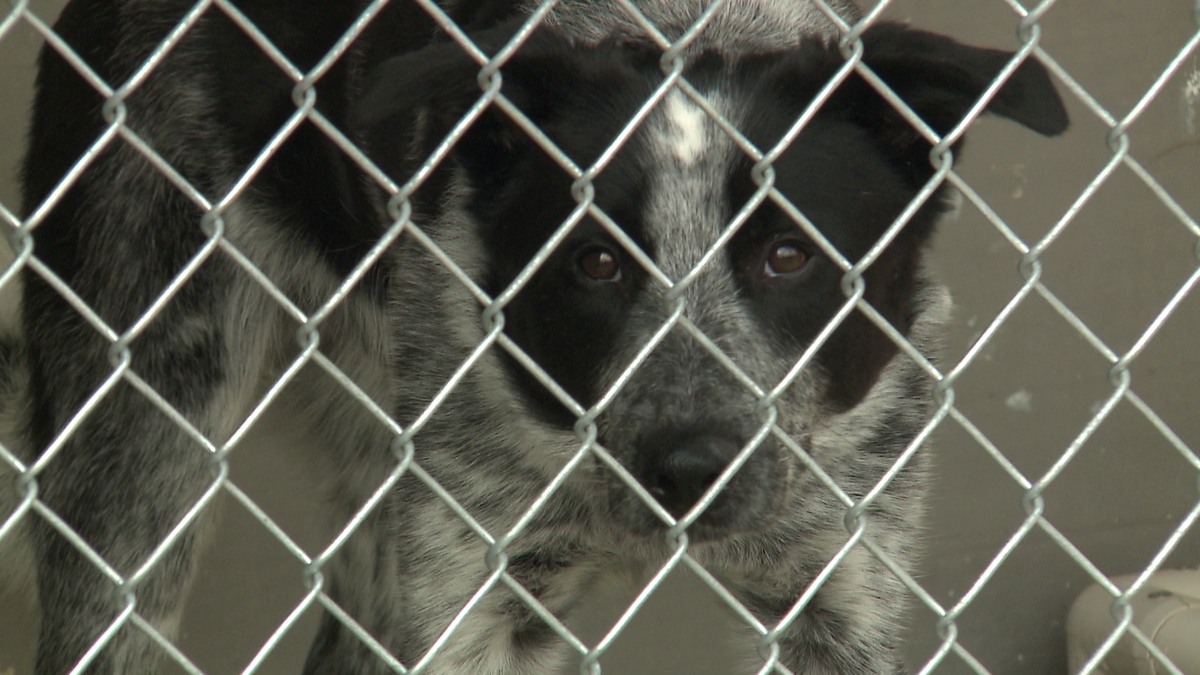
[640,435,740,517]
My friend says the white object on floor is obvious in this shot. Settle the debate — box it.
[1067,570,1200,674]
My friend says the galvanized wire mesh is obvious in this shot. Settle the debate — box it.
[0,0,1197,674]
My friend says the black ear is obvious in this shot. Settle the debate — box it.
[351,22,594,185]
[853,22,1068,151]
[353,19,525,130]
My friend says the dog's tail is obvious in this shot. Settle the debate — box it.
[0,274,35,604]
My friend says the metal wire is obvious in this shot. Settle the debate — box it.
[0,0,1196,674]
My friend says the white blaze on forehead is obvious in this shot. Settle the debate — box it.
[663,90,708,166]
[642,89,741,280]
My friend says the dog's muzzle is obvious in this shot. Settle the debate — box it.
[620,428,784,542]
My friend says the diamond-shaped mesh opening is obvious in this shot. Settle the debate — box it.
[1,0,1198,674]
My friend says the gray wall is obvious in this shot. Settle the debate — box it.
[1,1,1197,674]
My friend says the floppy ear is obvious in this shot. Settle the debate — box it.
[354,20,518,128]
[846,22,1068,159]
[351,22,587,182]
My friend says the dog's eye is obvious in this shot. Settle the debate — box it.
[763,240,808,277]
[577,245,622,281]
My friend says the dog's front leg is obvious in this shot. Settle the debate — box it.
[720,544,910,675]
[22,263,279,675]
[302,499,599,675]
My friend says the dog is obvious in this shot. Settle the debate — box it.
[1,0,1067,672]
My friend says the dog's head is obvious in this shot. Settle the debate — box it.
[355,21,1066,541]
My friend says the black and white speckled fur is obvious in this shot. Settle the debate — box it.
[1,0,1066,673]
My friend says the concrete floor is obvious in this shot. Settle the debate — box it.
[1,1,1198,674]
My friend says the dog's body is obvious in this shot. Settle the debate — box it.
[3,1,1066,672]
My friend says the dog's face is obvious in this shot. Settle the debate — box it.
[357,24,1066,541]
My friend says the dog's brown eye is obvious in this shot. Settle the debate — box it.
[578,246,621,281]
[764,240,808,277]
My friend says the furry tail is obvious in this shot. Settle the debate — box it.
[0,293,35,602]
[0,325,30,457]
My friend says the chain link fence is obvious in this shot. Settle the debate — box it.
[0,0,1198,673]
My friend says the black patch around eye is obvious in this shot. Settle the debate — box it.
[500,226,646,427]
[730,220,847,350]
[726,75,950,410]
[471,120,653,428]
[472,66,658,427]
